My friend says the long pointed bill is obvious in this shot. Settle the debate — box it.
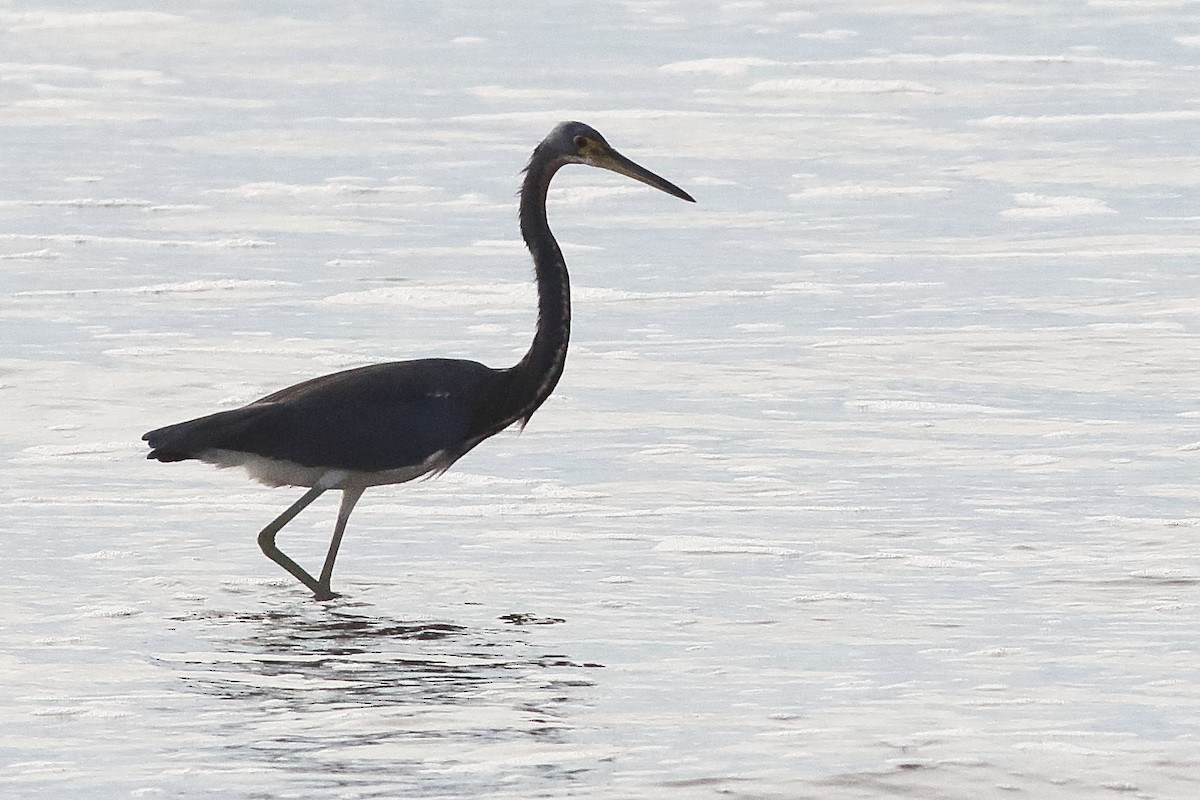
[594,148,696,203]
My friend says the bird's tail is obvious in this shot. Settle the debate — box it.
[143,404,279,462]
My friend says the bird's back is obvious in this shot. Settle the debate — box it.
[144,359,502,477]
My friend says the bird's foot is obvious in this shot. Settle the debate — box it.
[312,585,340,602]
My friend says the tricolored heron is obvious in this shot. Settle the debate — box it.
[143,121,695,600]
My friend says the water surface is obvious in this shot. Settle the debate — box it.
[2,2,1199,798]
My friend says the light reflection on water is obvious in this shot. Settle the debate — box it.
[3,0,1200,797]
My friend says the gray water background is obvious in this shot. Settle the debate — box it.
[2,2,1199,798]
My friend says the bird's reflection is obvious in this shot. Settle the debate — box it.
[159,601,602,792]
[167,602,599,713]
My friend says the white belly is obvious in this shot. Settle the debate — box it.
[198,448,444,490]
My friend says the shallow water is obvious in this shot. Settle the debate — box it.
[3,2,1200,798]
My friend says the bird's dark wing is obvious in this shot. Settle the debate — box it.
[144,359,500,472]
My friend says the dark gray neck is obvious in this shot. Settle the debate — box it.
[493,150,572,429]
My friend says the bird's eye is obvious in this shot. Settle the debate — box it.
[573,135,588,150]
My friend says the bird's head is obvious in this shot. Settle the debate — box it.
[540,121,695,203]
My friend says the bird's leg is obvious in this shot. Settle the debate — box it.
[256,486,331,599]
[317,487,365,597]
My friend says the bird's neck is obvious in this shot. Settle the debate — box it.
[503,155,571,428]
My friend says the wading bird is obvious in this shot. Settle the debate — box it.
[143,121,694,600]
